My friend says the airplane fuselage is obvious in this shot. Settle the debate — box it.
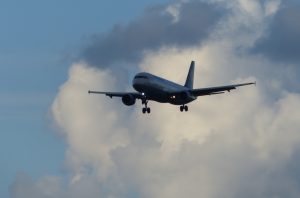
[132,72,196,105]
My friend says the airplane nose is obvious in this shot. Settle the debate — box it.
[132,78,143,92]
[132,78,138,88]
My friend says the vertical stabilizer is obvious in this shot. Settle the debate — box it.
[184,61,195,89]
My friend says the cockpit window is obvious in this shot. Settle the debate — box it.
[135,76,148,79]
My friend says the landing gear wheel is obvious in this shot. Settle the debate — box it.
[142,108,146,114]
[184,106,188,111]
[180,106,184,112]
[180,105,188,112]
[147,107,151,114]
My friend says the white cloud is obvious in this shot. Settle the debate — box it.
[51,63,131,181]
[11,0,300,198]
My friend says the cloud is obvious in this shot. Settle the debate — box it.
[10,0,300,198]
[81,0,223,68]
[252,1,300,63]
[51,63,131,179]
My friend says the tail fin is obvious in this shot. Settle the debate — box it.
[184,61,195,89]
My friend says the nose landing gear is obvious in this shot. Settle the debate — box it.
[180,105,188,112]
[142,100,150,114]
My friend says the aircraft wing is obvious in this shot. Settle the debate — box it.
[190,82,255,96]
[88,90,144,99]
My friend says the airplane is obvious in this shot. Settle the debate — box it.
[88,61,255,114]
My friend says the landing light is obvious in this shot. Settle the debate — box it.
[142,92,145,96]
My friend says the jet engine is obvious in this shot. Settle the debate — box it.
[122,94,136,106]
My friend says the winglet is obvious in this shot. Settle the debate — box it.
[184,61,195,89]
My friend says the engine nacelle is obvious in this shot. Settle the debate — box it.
[122,94,136,106]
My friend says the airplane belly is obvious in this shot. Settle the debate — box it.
[133,80,168,103]
[169,98,195,105]
[145,82,169,103]
[146,87,169,103]
[133,77,196,104]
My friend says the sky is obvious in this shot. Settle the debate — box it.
[1,0,300,198]
[0,1,168,197]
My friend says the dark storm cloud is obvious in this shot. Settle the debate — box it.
[252,2,300,63]
[81,1,223,67]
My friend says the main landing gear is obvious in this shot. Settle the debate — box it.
[180,104,188,112]
[142,100,150,114]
